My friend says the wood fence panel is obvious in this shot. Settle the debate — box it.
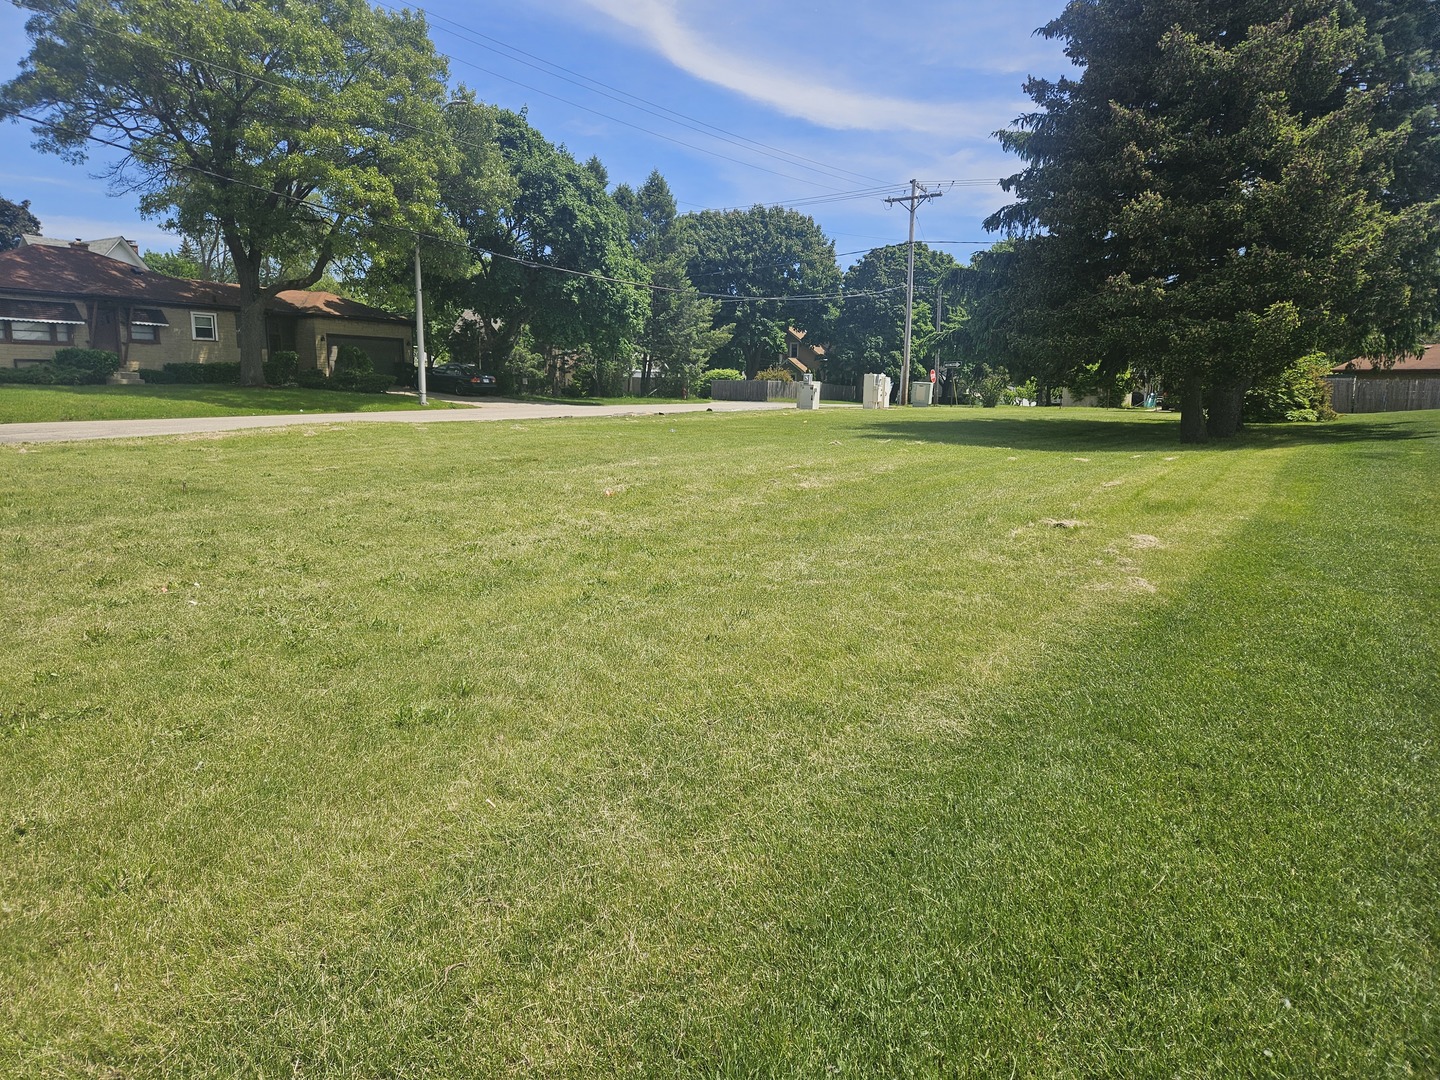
[1326,376,1440,413]
[710,380,858,403]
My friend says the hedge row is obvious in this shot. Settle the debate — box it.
[0,348,121,386]
[138,362,242,384]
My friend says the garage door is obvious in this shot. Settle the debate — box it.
[327,335,406,378]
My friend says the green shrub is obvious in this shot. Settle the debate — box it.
[264,350,299,386]
[333,371,394,394]
[158,361,241,384]
[137,368,179,384]
[697,368,744,398]
[978,367,1010,408]
[0,349,120,386]
[332,344,373,376]
[755,366,794,382]
[571,362,598,398]
[294,368,393,394]
[1245,353,1337,423]
[53,348,122,379]
[0,365,64,385]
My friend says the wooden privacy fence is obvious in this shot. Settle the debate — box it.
[1326,376,1440,413]
[711,379,859,403]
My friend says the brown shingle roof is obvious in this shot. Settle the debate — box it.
[1334,344,1440,374]
[0,244,406,324]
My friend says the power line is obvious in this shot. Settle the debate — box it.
[388,1,895,189]
[10,110,901,307]
[65,11,850,196]
[425,51,854,194]
[38,13,1006,248]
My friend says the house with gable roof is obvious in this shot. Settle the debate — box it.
[0,241,412,379]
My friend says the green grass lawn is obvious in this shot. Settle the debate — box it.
[1,407,1435,1076]
[0,383,461,423]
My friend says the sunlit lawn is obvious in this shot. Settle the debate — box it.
[0,383,463,423]
[1,406,1435,1076]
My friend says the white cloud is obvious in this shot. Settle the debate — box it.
[577,0,1011,138]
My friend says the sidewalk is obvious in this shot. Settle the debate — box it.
[0,398,794,445]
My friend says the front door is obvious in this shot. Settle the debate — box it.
[91,303,121,355]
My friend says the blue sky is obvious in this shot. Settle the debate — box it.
[0,0,1075,268]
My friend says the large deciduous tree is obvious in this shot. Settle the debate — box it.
[987,0,1440,441]
[1,0,456,385]
[433,106,644,391]
[679,206,841,378]
[830,243,960,386]
[0,194,41,251]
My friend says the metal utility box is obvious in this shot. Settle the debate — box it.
[862,373,892,409]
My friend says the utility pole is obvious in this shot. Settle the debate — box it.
[414,241,428,407]
[884,179,941,405]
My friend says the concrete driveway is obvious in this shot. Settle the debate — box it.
[0,398,795,445]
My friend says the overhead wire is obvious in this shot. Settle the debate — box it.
[10,110,904,306]
[383,0,895,189]
[50,8,1007,248]
[64,9,852,196]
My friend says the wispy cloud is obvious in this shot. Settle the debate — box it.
[578,0,1008,138]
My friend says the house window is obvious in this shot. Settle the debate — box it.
[130,324,158,343]
[788,341,799,359]
[191,312,218,341]
[2,320,74,344]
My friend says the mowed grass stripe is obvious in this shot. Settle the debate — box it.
[0,407,1434,1076]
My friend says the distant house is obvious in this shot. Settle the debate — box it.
[19,233,150,270]
[1328,344,1440,413]
[0,242,411,378]
[782,327,825,376]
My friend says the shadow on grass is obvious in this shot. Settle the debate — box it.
[860,408,1440,453]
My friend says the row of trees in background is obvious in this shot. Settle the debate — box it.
[4,0,1435,432]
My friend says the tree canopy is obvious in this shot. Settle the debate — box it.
[0,194,41,251]
[678,206,841,378]
[1,0,456,385]
[986,0,1440,440]
[829,243,960,386]
[419,106,644,392]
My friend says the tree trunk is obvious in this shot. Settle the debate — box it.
[1179,375,1208,443]
[1205,381,1246,439]
[233,254,267,387]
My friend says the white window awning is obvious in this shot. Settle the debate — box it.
[0,299,85,324]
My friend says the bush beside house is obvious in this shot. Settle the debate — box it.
[0,347,120,385]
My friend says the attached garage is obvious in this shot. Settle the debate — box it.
[324,334,408,378]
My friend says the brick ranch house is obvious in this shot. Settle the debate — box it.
[0,242,411,379]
